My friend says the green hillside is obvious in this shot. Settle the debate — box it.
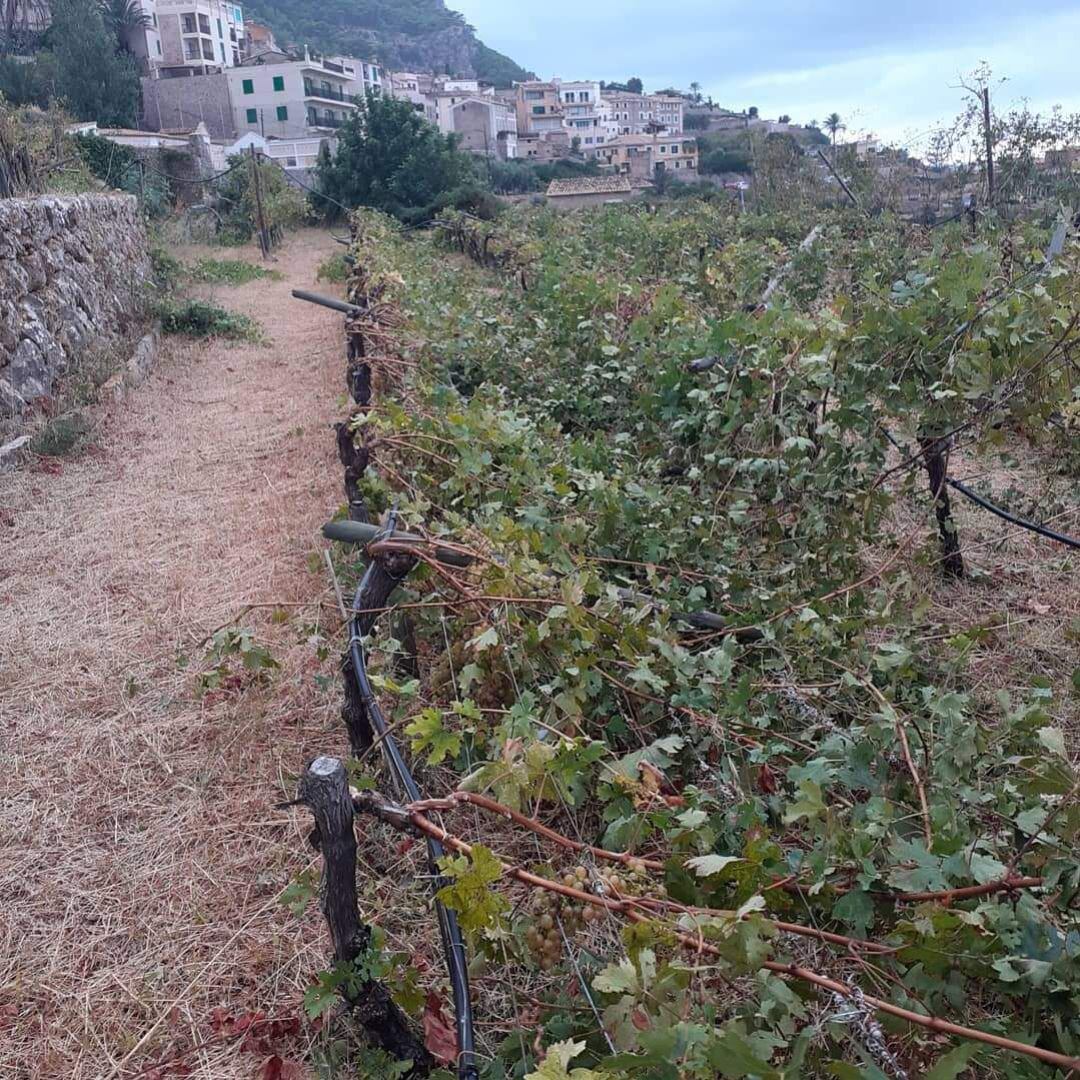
[242,0,532,86]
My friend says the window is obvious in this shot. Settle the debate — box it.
[234,7,241,20]
[285,156,297,167]
[200,38,214,59]
[232,49,239,64]
[152,12,156,25]
[156,39,161,54]
[659,144,666,152]
[525,90,543,100]
[217,18,222,37]
[181,13,196,33]
[581,91,590,101]
[531,105,544,115]
[198,13,210,34]
[276,105,288,121]
[184,39,200,59]
[242,78,253,94]
[272,75,284,91]
[584,136,593,144]
[246,107,257,123]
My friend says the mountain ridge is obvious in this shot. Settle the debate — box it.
[242,0,533,87]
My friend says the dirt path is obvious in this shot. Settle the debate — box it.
[0,229,348,1078]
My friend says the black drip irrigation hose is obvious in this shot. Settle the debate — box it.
[880,427,1079,551]
[345,513,479,1080]
[945,476,1080,550]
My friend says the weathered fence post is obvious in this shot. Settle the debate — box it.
[919,435,965,578]
[298,756,433,1073]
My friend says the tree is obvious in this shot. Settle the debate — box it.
[823,112,844,149]
[689,80,702,104]
[747,105,759,119]
[778,114,791,124]
[626,76,643,94]
[51,0,140,126]
[315,92,480,222]
[100,0,150,53]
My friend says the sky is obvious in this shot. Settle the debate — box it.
[451,0,1080,151]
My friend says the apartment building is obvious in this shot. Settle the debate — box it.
[515,80,563,136]
[449,98,518,159]
[391,71,439,124]
[141,46,379,140]
[594,133,698,181]
[600,90,684,135]
[228,49,377,138]
[555,79,608,149]
[153,0,245,72]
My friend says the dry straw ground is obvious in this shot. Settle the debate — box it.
[0,230,354,1078]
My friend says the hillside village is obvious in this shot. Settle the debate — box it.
[2,0,948,209]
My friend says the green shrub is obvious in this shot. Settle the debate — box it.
[316,252,350,284]
[158,298,262,341]
[189,258,283,284]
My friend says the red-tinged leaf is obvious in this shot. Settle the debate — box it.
[422,991,458,1065]
[396,837,415,856]
[631,1008,651,1031]
[260,1056,284,1080]
[757,763,779,795]
[208,1007,232,1032]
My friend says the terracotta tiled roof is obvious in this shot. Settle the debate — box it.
[546,176,634,196]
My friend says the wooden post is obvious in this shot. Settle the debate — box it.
[982,87,995,207]
[919,435,965,578]
[298,756,433,1072]
[249,146,270,259]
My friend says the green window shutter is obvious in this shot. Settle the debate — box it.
[242,78,253,94]
[246,108,257,123]
[276,105,288,121]
[273,75,284,92]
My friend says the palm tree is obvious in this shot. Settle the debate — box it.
[823,112,844,150]
[688,80,702,104]
[100,0,150,53]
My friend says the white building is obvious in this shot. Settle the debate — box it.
[227,48,380,139]
[553,79,608,150]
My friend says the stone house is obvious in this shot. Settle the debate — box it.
[545,176,633,209]
[594,134,698,181]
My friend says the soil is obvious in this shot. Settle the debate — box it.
[0,230,350,1078]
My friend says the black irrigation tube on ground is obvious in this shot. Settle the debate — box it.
[341,515,480,1080]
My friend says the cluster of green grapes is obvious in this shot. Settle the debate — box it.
[523,860,663,970]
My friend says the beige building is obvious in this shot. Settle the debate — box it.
[448,97,518,159]
[545,175,633,209]
[594,133,698,180]
[515,80,564,136]
[517,130,570,162]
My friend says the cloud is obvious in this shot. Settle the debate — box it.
[453,0,1080,145]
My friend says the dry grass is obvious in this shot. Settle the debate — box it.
[0,230,366,1079]
[874,432,1079,740]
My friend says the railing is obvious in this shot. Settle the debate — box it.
[304,80,345,101]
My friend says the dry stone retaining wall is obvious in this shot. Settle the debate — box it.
[0,194,151,414]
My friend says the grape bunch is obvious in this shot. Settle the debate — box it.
[523,860,664,970]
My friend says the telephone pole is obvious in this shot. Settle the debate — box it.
[981,86,994,206]
[249,146,270,259]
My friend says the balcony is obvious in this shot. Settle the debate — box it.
[304,80,346,102]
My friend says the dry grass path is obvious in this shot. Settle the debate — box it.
[0,229,348,1078]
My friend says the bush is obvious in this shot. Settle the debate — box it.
[314,93,481,222]
[214,155,309,245]
[158,298,262,341]
[189,258,283,284]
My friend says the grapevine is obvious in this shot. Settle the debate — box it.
[331,202,1080,1079]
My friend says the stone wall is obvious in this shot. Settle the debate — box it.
[0,194,151,414]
